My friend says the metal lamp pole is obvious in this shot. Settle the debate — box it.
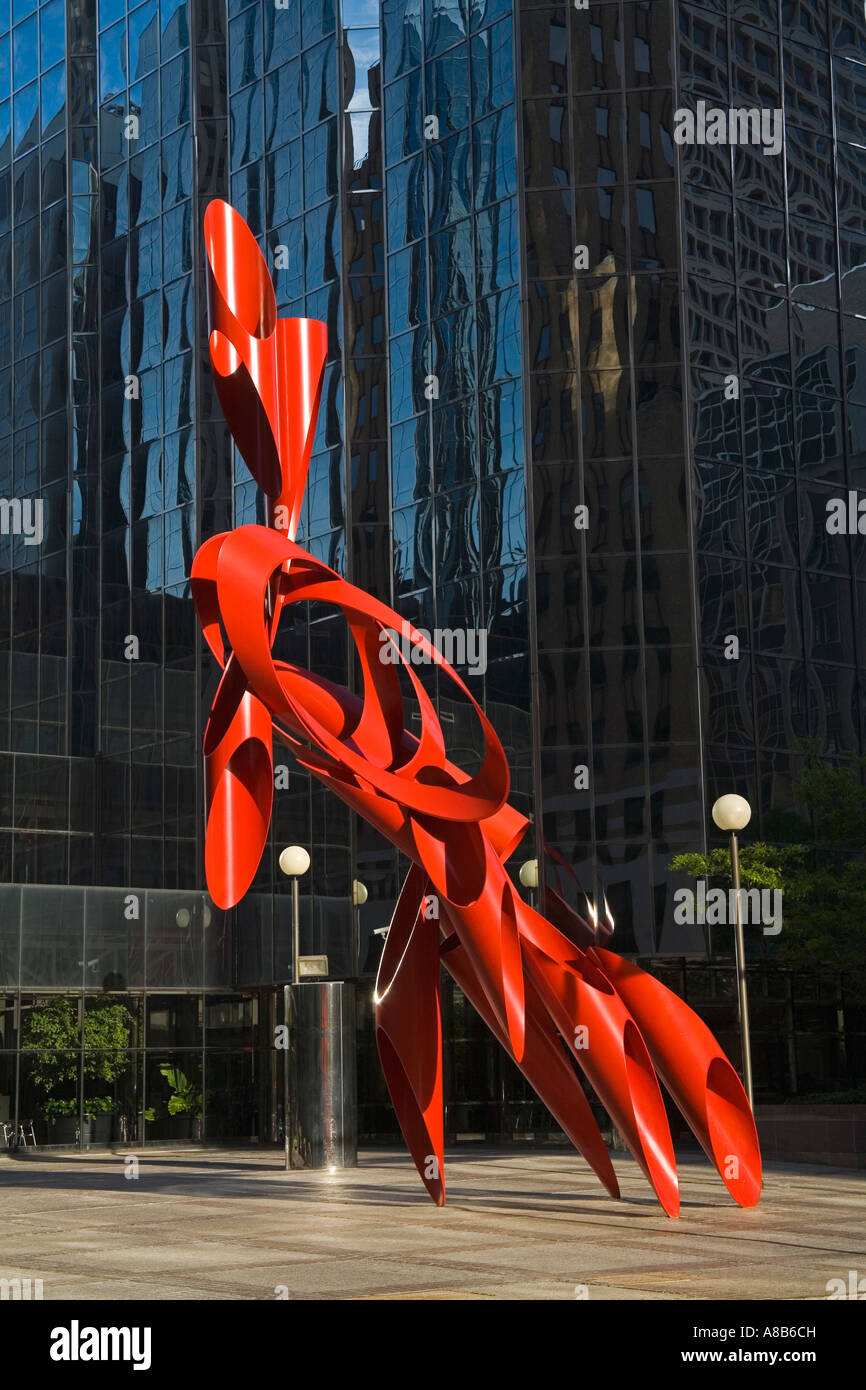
[292,875,300,986]
[352,879,367,979]
[282,983,291,1170]
[711,795,754,1110]
[278,845,311,1170]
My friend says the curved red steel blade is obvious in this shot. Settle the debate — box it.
[519,910,680,1218]
[592,949,762,1207]
[441,920,620,1202]
[375,865,445,1205]
[203,199,327,538]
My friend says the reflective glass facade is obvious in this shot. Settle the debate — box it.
[0,0,864,1145]
[682,0,866,840]
[520,0,866,960]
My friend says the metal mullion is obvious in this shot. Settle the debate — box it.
[545,0,595,897]
[336,3,357,968]
[458,25,481,669]
[332,8,358,965]
[514,1,546,877]
[78,992,84,1149]
[671,0,719,960]
[376,11,408,941]
[407,26,437,720]
[621,38,663,951]
[190,0,210,895]
[571,0,597,898]
[825,9,864,756]
[423,33,438,653]
[749,0,800,843]
[63,1,75,763]
[728,0,763,843]
[338,6,387,957]
[377,16,396,620]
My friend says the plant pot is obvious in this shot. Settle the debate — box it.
[48,1115,78,1144]
[89,1113,115,1145]
[48,1115,94,1145]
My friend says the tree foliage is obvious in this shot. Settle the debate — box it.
[667,844,806,892]
[22,1000,134,1092]
[797,748,866,848]
[668,746,866,992]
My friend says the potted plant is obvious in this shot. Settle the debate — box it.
[159,1064,203,1141]
[85,1096,117,1145]
[82,1002,134,1144]
[21,999,133,1145]
[22,1001,80,1144]
[42,1097,82,1145]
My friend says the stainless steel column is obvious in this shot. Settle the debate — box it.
[284,981,357,1169]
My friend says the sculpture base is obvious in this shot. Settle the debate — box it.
[283,982,357,1170]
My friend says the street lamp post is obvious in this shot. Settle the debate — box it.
[279,844,311,985]
[518,857,539,912]
[278,845,311,1169]
[352,879,367,978]
[711,794,754,1110]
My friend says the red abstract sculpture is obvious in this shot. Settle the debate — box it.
[193,200,762,1215]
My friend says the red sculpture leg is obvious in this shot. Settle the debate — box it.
[592,949,762,1207]
[518,906,680,1217]
[375,866,445,1205]
[441,921,621,1201]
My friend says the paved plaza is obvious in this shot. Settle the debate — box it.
[1,1147,863,1300]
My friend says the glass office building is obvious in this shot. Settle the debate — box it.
[0,0,863,1147]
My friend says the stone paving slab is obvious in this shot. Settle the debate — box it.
[0,1147,864,1300]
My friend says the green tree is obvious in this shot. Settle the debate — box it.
[22,1000,133,1093]
[22,1000,79,1090]
[797,747,866,849]
[667,843,806,894]
[668,747,866,994]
